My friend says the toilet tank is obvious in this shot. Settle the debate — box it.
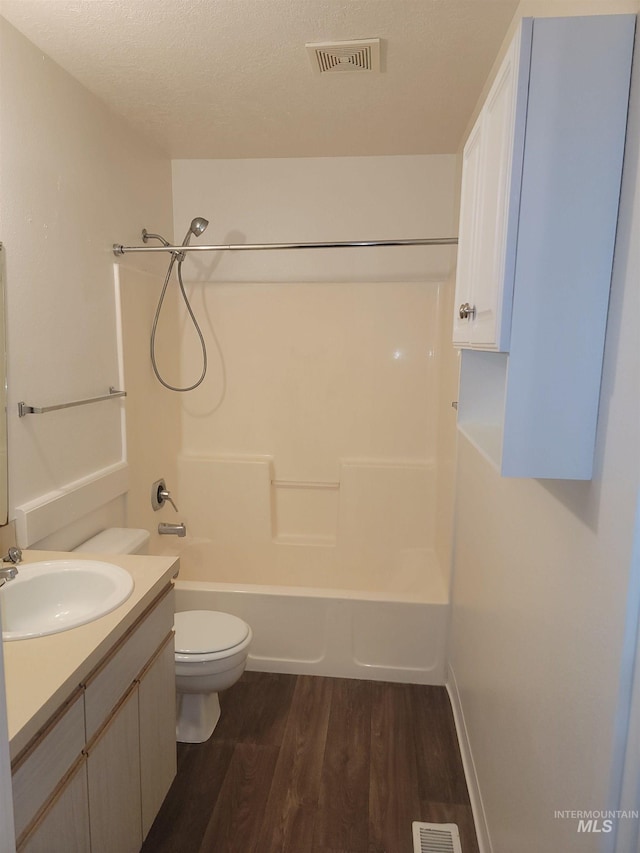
[73,527,150,555]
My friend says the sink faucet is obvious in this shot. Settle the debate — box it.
[0,565,18,585]
[0,548,21,586]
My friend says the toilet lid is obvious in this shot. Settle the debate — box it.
[174,610,250,654]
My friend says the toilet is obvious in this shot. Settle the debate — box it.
[174,609,252,743]
[73,526,151,555]
[74,527,253,744]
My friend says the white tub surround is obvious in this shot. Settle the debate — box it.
[173,455,438,590]
[3,549,178,759]
[151,271,448,597]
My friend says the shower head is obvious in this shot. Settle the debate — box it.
[181,217,209,247]
[190,217,209,237]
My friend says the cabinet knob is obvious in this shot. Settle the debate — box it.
[458,302,476,320]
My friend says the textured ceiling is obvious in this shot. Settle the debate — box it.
[0,0,520,158]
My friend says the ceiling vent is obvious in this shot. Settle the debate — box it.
[306,39,381,75]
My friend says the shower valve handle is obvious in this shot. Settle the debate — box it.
[158,488,179,513]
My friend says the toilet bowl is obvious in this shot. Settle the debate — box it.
[174,610,252,743]
[73,528,253,744]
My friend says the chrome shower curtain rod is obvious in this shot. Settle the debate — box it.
[112,236,458,256]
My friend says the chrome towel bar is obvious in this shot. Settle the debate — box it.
[18,387,126,418]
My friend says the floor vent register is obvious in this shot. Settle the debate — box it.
[412,821,462,853]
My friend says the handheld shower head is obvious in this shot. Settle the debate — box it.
[182,217,209,246]
[176,216,209,261]
[190,217,209,237]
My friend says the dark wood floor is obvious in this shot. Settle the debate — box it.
[142,671,479,853]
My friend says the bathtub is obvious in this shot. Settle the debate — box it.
[171,544,449,685]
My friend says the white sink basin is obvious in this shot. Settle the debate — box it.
[1,559,134,641]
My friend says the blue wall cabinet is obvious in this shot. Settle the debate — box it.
[454,15,635,479]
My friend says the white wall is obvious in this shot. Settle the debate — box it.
[0,17,174,845]
[172,155,456,283]
[448,5,640,851]
[0,17,173,544]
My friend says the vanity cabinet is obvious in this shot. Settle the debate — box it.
[453,15,635,479]
[12,586,176,853]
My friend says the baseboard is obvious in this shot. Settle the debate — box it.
[446,663,493,853]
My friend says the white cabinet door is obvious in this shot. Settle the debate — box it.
[470,29,524,349]
[18,761,90,853]
[453,20,531,351]
[12,691,85,841]
[87,688,142,853]
[453,115,483,345]
[139,634,176,839]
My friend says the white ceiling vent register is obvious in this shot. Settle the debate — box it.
[412,822,462,853]
[306,38,381,74]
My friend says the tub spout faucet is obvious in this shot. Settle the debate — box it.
[158,522,187,538]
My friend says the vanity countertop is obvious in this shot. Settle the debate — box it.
[2,549,179,760]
